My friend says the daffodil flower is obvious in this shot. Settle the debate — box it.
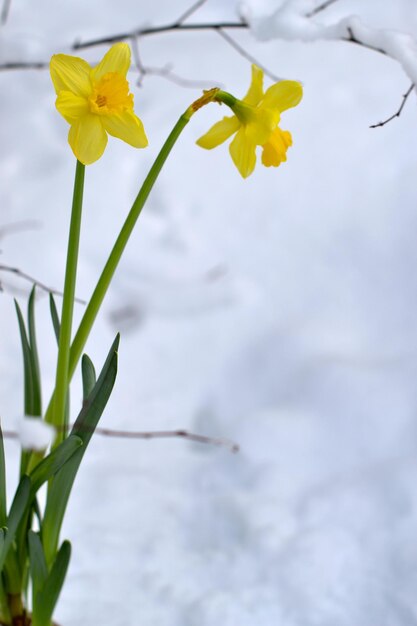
[50,43,148,164]
[197,65,303,178]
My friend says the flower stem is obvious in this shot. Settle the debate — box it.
[50,160,85,444]
[67,112,191,379]
[43,93,219,428]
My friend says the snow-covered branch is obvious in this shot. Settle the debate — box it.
[246,0,417,89]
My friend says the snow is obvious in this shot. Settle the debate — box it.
[1,0,417,625]
[15,415,55,451]
[246,0,417,87]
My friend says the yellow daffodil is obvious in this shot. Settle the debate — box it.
[197,65,303,178]
[50,43,148,164]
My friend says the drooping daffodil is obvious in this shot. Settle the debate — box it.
[197,65,303,178]
[50,43,148,164]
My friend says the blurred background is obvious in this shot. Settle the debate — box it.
[2,1,417,624]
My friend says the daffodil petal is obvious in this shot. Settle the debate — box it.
[68,114,108,165]
[261,128,292,167]
[50,54,92,98]
[262,80,303,112]
[92,43,131,81]
[101,110,148,148]
[243,65,264,106]
[229,127,257,178]
[56,91,89,124]
[196,115,240,149]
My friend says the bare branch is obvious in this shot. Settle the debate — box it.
[73,22,247,51]
[93,427,239,452]
[130,35,216,89]
[0,220,42,240]
[0,264,86,304]
[139,64,220,88]
[176,0,208,25]
[0,61,48,71]
[370,83,415,128]
[306,0,341,18]
[1,0,12,25]
[344,26,387,57]
[217,29,282,82]
[2,424,239,453]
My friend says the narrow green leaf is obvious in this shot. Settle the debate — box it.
[0,550,12,625]
[0,476,30,571]
[34,540,71,626]
[28,287,42,416]
[0,425,6,527]
[48,293,70,435]
[29,435,82,496]
[49,293,60,343]
[81,354,96,402]
[28,531,48,596]
[42,335,119,566]
[14,300,34,416]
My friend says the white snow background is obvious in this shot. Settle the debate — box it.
[2,0,417,624]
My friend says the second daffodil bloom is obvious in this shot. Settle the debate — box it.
[197,65,303,178]
[50,43,148,164]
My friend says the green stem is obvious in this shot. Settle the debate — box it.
[68,114,190,376]
[49,161,85,443]
[42,93,220,432]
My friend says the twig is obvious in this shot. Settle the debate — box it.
[217,28,282,82]
[131,35,216,89]
[1,425,239,453]
[0,264,86,304]
[0,0,12,25]
[370,83,415,128]
[0,61,48,71]
[138,64,220,88]
[73,22,247,51]
[344,26,387,57]
[306,0,341,18]
[94,427,239,452]
[0,220,42,240]
[176,0,208,25]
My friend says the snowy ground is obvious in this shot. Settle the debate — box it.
[2,0,417,624]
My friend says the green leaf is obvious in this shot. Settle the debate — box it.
[13,436,81,591]
[16,293,42,476]
[42,335,119,566]
[15,300,35,416]
[0,425,6,527]
[48,293,70,431]
[33,540,71,626]
[0,476,30,571]
[28,531,48,596]
[81,354,96,402]
[49,293,60,344]
[28,287,42,416]
[29,435,83,496]
[0,550,12,624]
